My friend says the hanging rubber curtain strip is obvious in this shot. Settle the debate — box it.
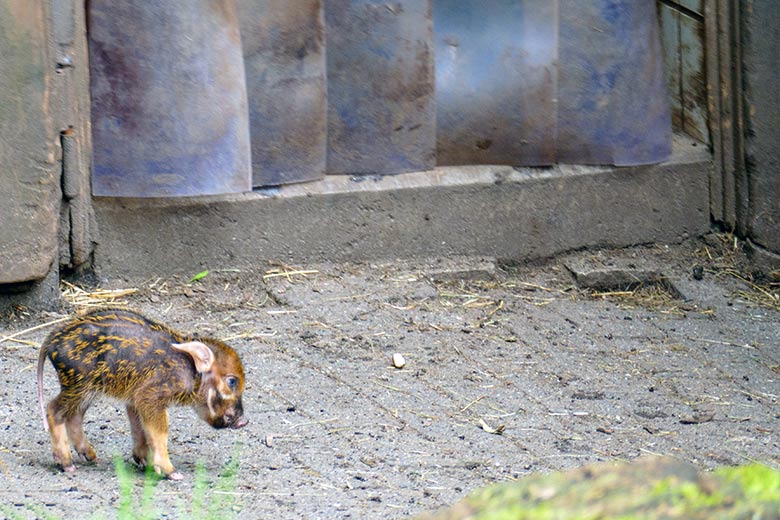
[434,0,558,166]
[324,0,436,176]
[557,0,672,166]
[434,0,671,167]
[238,0,327,187]
[89,0,251,197]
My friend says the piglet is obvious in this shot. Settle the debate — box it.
[37,308,248,480]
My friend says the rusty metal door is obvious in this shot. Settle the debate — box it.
[238,0,327,187]
[88,0,252,197]
[434,0,558,166]
[324,0,436,175]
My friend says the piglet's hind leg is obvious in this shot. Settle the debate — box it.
[66,410,97,463]
[46,397,75,472]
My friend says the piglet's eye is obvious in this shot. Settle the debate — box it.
[226,376,239,391]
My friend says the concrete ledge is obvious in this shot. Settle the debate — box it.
[93,136,711,279]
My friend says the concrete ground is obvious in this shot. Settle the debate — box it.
[0,234,778,519]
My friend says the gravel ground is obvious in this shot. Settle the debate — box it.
[0,235,778,519]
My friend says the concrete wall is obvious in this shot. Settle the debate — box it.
[743,1,780,269]
[93,136,710,279]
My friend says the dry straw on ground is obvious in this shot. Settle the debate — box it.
[698,233,780,312]
[61,281,138,310]
[262,261,319,282]
[589,283,688,316]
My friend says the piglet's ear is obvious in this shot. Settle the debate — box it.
[171,341,215,373]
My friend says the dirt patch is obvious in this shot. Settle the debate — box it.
[0,235,778,518]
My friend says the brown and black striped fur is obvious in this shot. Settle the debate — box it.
[37,308,247,480]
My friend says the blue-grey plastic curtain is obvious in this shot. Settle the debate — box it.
[557,0,672,165]
[324,0,436,176]
[434,0,671,166]
[89,0,671,196]
[434,0,558,166]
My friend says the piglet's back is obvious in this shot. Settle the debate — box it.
[42,309,197,399]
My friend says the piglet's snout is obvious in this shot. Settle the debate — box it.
[231,415,249,429]
[223,405,248,429]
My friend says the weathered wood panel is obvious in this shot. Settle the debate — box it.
[0,0,60,284]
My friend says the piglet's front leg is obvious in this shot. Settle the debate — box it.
[134,397,183,480]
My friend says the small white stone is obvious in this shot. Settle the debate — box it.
[392,353,406,369]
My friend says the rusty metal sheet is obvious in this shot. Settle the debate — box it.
[558,0,672,165]
[88,0,251,197]
[238,0,327,187]
[434,0,557,166]
[325,0,435,175]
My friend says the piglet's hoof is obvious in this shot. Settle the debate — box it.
[132,455,147,469]
[62,464,77,473]
[76,453,98,464]
[167,471,184,481]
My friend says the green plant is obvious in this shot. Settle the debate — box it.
[113,454,161,520]
[206,447,242,518]
[110,447,242,520]
[417,458,780,520]
[24,504,60,520]
[0,503,25,520]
